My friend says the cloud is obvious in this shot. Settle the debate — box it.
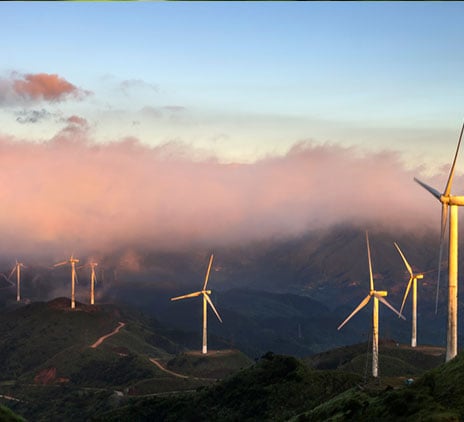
[120,79,158,96]
[0,72,90,106]
[0,130,447,260]
[16,108,54,124]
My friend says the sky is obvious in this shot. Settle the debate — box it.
[0,2,464,258]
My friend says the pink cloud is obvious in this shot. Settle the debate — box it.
[0,72,90,105]
[0,130,447,259]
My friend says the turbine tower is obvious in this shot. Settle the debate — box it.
[414,122,464,361]
[394,242,424,348]
[8,260,26,302]
[171,254,223,354]
[338,232,405,378]
[54,255,80,309]
[89,262,98,305]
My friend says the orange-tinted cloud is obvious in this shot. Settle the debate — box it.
[0,72,90,105]
[0,128,446,260]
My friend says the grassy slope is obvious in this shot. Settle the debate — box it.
[305,340,445,377]
[296,349,464,421]
[96,353,361,421]
[0,299,257,421]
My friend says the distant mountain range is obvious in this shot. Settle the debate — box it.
[0,224,461,356]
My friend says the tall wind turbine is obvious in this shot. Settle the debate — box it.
[414,122,464,361]
[89,262,98,305]
[8,260,26,302]
[78,261,99,305]
[54,255,80,309]
[394,242,424,348]
[171,254,223,354]
[338,232,405,378]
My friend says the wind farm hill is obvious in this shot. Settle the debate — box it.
[296,347,464,421]
[0,297,455,421]
[304,339,445,378]
[95,344,455,422]
[0,298,251,421]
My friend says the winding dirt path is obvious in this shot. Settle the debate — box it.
[90,322,126,349]
[149,358,190,379]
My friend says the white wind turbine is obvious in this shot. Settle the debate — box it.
[171,254,223,354]
[8,260,26,302]
[414,122,464,361]
[338,232,405,378]
[54,255,80,309]
[394,242,424,348]
[89,262,98,305]
[78,261,99,305]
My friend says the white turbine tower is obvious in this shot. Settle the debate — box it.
[394,242,424,348]
[54,255,80,309]
[89,262,98,305]
[414,122,464,361]
[79,261,99,305]
[338,232,405,378]
[8,260,26,302]
[171,254,223,354]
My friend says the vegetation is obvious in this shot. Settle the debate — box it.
[1,297,462,421]
[96,353,362,421]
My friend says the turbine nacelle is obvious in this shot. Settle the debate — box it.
[371,290,387,297]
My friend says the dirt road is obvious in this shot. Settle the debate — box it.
[90,322,126,349]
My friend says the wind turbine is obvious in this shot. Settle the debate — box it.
[394,242,424,348]
[414,122,464,361]
[337,232,405,378]
[54,255,80,309]
[171,253,223,354]
[8,260,26,302]
[89,262,98,305]
[77,261,99,305]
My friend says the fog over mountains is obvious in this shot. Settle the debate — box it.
[0,223,459,355]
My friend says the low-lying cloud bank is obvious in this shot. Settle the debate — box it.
[0,120,450,259]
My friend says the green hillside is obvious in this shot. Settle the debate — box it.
[94,340,453,421]
[96,352,362,421]
[0,298,256,421]
[305,339,445,378]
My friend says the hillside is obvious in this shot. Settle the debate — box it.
[296,350,464,421]
[305,339,445,378]
[95,353,362,421]
[0,299,254,421]
[94,340,452,421]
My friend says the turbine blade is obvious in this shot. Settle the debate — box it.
[202,254,214,290]
[393,242,413,277]
[170,291,202,301]
[366,231,374,291]
[399,277,413,316]
[8,267,16,280]
[377,296,406,320]
[337,295,371,330]
[444,122,464,196]
[0,273,12,284]
[435,202,448,314]
[204,293,223,323]
[414,178,442,200]
[54,261,68,267]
